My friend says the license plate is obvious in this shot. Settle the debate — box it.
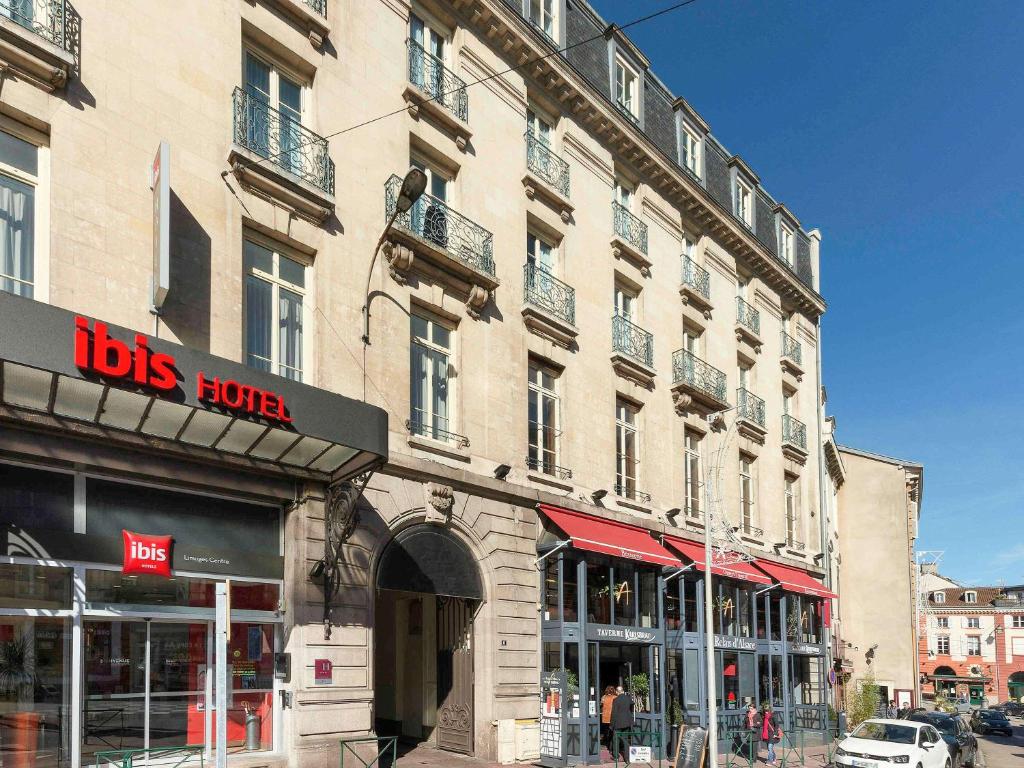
[851,760,873,768]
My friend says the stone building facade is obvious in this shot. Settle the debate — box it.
[1,0,833,765]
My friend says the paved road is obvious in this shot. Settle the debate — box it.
[973,717,1024,768]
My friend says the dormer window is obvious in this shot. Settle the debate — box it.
[933,591,945,604]
[735,177,753,228]
[779,222,795,266]
[614,57,639,123]
[964,591,977,604]
[680,125,701,180]
[525,0,555,40]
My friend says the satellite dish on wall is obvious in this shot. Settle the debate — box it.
[969,664,983,677]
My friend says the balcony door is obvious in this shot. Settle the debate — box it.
[410,13,447,103]
[244,51,302,174]
[410,158,449,249]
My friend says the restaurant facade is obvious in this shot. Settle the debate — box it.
[536,505,835,765]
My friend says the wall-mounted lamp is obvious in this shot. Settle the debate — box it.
[665,507,681,521]
[591,489,608,502]
[493,463,512,480]
[308,558,326,583]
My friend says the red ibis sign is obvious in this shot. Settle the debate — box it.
[74,316,291,423]
[122,530,173,577]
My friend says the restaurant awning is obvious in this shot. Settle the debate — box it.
[538,504,682,568]
[754,559,836,599]
[0,292,387,481]
[662,534,772,585]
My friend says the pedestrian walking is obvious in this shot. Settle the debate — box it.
[886,700,898,718]
[897,704,910,719]
[760,704,779,765]
[600,686,616,750]
[610,685,634,763]
[743,704,762,761]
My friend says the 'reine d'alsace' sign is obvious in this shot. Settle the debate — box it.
[74,316,292,423]
[122,530,173,577]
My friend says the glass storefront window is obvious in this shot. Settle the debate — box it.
[219,622,275,752]
[683,578,698,633]
[683,648,699,709]
[0,564,72,610]
[757,593,768,639]
[665,580,681,630]
[790,655,824,705]
[85,571,279,612]
[586,563,610,625]
[544,559,559,621]
[638,570,657,628]
[770,592,784,641]
[563,558,578,622]
[0,616,71,768]
[719,651,739,710]
[738,587,752,638]
[613,564,635,627]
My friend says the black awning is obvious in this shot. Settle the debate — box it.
[0,292,387,480]
[377,525,483,600]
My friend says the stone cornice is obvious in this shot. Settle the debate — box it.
[450,0,826,318]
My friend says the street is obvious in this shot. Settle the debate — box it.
[973,716,1024,768]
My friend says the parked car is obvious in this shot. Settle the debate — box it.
[992,701,1024,717]
[953,697,974,715]
[834,719,951,768]
[908,712,978,768]
[969,709,1014,737]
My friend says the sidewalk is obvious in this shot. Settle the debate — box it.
[389,741,838,768]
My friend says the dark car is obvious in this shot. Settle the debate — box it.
[909,712,978,768]
[970,709,1014,737]
[993,701,1024,717]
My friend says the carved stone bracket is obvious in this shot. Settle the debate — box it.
[465,285,490,319]
[672,390,693,416]
[424,482,455,524]
[383,240,415,284]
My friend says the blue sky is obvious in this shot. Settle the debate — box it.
[588,0,1024,585]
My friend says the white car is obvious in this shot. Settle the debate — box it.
[835,719,951,768]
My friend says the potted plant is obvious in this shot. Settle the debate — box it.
[628,672,650,713]
[0,633,41,768]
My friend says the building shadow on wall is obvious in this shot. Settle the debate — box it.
[160,190,211,351]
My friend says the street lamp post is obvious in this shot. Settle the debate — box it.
[361,168,427,345]
[993,625,1004,705]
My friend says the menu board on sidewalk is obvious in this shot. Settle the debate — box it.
[673,724,707,768]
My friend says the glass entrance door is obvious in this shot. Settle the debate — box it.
[82,621,208,764]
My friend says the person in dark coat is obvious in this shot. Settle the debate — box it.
[610,685,634,763]
[760,704,779,765]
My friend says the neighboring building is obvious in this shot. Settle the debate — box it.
[0,1,830,767]
[835,446,923,710]
[919,583,1024,705]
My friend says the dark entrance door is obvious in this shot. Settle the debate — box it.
[436,597,474,753]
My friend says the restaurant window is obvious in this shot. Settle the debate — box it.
[738,586,752,638]
[544,558,559,621]
[1,128,40,299]
[638,569,657,628]
[615,399,639,499]
[665,578,682,630]
[790,655,824,705]
[756,593,768,639]
[244,238,306,382]
[714,582,737,636]
[563,557,578,622]
[717,651,754,711]
[769,591,784,641]
[528,360,561,476]
[683,577,699,633]
[684,430,702,518]
[410,310,455,442]
[587,562,611,625]
[613,563,636,627]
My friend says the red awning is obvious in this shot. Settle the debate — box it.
[754,559,837,599]
[662,535,772,585]
[538,504,682,568]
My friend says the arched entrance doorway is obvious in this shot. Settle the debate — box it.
[1008,671,1024,701]
[373,525,483,755]
[932,666,956,698]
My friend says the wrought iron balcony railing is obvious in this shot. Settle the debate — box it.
[786,538,806,552]
[526,455,573,480]
[681,255,710,301]
[737,388,766,428]
[615,100,640,126]
[612,200,648,256]
[525,130,570,198]
[615,483,651,504]
[742,524,764,539]
[386,174,495,276]
[407,39,468,123]
[524,263,575,325]
[782,414,807,451]
[781,331,803,366]
[612,314,654,368]
[672,349,727,404]
[736,296,761,335]
[301,0,326,15]
[406,416,469,448]
[1,0,70,50]
[232,87,335,195]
